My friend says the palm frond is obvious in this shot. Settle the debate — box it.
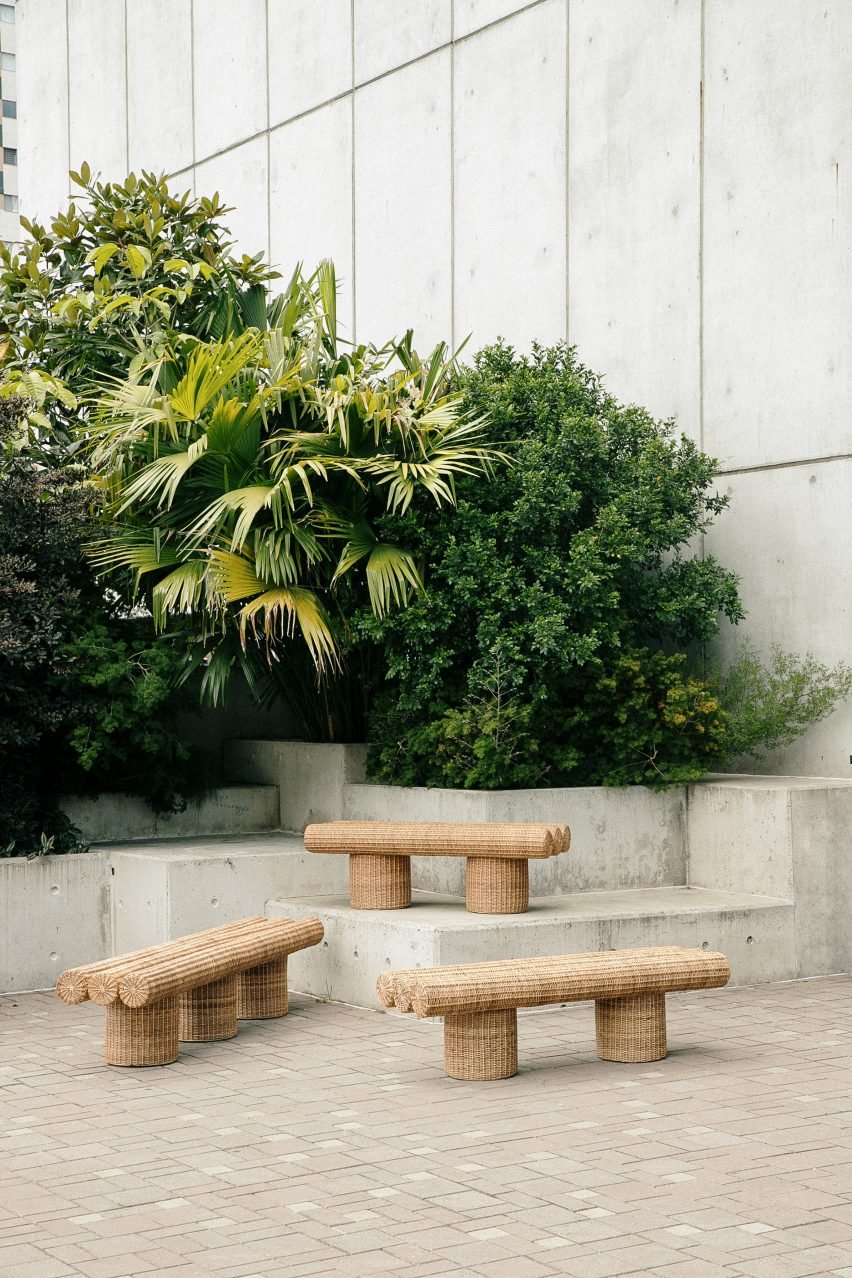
[238,586,338,670]
[152,560,206,629]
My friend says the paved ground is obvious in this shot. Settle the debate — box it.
[1,977,851,1278]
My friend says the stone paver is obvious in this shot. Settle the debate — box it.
[1,977,851,1276]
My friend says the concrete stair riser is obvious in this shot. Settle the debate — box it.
[268,889,796,1010]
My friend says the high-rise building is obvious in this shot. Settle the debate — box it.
[0,0,18,245]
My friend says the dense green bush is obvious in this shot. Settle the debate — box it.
[362,343,850,788]
[0,396,211,857]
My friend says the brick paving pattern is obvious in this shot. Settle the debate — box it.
[1,976,851,1277]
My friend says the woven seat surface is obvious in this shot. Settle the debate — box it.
[304,820,570,859]
[118,916,324,1008]
[380,946,731,1018]
[57,916,267,1006]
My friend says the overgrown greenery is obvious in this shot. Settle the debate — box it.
[0,397,209,857]
[362,343,852,788]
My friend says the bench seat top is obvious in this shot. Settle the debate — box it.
[304,819,570,859]
[378,946,730,1018]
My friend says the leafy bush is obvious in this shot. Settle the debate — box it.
[0,396,209,857]
[363,342,850,788]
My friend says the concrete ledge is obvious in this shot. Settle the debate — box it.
[269,887,796,1009]
[108,834,348,953]
[0,852,110,993]
[343,782,687,895]
[62,785,280,844]
[225,740,367,831]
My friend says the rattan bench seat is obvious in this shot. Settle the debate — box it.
[304,819,571,914]
[378,946,730,1080]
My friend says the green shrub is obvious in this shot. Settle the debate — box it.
[362,342,743,788]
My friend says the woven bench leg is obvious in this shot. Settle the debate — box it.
[237,958,289,1019]
[104,996,179,1067]
[444,1008,518,1080]
[595,992,667,1062]
[466,857,529,914]
[349,853,411,909]
[179,975,238,1041]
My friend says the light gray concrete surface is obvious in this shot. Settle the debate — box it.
[344,781,687,894]
[0,851,110,994]
[225,741,368,831]
[108,834,347,954]
[269,888,796,1009]
[61,785,280,845]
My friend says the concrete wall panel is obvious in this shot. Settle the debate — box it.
[454,0,566,350]
[268,0,351,126]
[703,1,852,468]
[127,0,193,176]
[568,0,701,433]
[269,99,354,335]
[454,0,530,41]
[706,459,852,778]
[354,51,452,350]
[192,0,267,160]
[354,0,450,84]
[17,0,69,224]
[195,134,269,260]
[68,0,127,179]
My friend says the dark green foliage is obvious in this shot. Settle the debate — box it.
[363,342,745,788]
[0,396,210,857]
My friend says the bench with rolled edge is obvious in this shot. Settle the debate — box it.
[303,820,571,913]
[377,946,731,1080]
[57,915,323,1067]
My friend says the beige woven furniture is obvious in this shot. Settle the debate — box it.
[304,819,571,913]
[377,946,730,1080]
[57,916,323,1067]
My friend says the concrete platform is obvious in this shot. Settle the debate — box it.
[268,886,797,1009]
[108,834,347,952]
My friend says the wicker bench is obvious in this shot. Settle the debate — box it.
[377,946,731,1080]
[57,915,323,1067]
[304,819,571,913]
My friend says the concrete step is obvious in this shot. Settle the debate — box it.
[63,785,281,844]
[267,887,796,1009]
[107,833,347,952]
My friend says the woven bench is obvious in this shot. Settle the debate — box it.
[377,946,731,1080]
[304,819,571,913]
[57,915,323,1067]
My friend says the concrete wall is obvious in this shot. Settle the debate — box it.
[15,0,852,775]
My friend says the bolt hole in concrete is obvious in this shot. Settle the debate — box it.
[747,935,754,944]
[701,941,709,949]
[49,952,58,962]
[323,941,328,948]
[211,898,219,907]
[50,885,59,895]
[354,949,359,958]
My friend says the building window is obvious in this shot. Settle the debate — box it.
[1,53,14,71]
[0,5,14,23]
[3,194,18,212]
[2,100,15,119]
[0,172,5,194]
[3,146,14,165]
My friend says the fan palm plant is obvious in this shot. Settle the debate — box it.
[85,263,500,707]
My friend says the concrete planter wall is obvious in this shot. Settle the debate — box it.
[224,739,368,831]
[0,852,110,993]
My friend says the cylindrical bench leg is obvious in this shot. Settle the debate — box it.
[237,958,289,1019]
[466,857,529,914]
[444,1008,518,1080]
[179,975,238,1041]
[104,996,179,1066]
[349,854,411,909]
[595,992,667,1062]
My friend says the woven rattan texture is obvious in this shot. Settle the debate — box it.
[119,916,323,1008]
[238,959,289,1019]
[595,992,667,1062]
[444,1009,519,1080]
[379,947,730,1018]
[466,856,529,913]
[349,853,412,909]
[179,975,238,1042]
[305,820,570,859]
[104,996,179,1066]
[57,916,266,1006]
